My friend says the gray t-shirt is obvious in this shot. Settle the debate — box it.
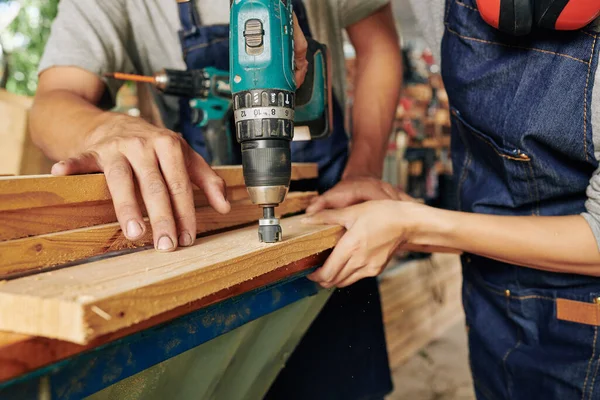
[409,0,600,249]
[38,0,388,130]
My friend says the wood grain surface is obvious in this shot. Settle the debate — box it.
[0,163,317,212]
[0,186,250,241]
[0,192,316,279]
[0,215,344,343]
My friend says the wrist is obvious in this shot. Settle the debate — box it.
[83,112,134,149]
[343,154,384,180]
[400,203,458,248]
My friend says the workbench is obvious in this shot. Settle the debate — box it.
[0,254,331,400]
[0,165,339,400]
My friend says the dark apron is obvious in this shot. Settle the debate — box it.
[443,0,600,398]
[176,2,392,399]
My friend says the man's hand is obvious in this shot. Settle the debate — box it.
[303,200,423,288]
[293,13,308,87]
[305,176,413,215]
[51,115,231,252]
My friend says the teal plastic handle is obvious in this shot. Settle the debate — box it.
[230,0,296,94]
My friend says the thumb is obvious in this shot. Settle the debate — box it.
[51,152,101,176]
[302,209,345,227]
[293,13,308,87]
[305,197,326,215]
[188,152,231,215]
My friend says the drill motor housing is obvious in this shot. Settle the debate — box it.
[230,0,333,242]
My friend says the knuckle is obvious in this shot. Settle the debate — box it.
[151,216,175,230]
[120,136,148,152]
[168,180,192,196]
[141,170,167,195]
[176,213,196,226]
[147,179,167,195]
[106,162,132,180]
[156,133,181,150]
[367,264,383,277]
[208,175,226,190]
[114,202,139,218]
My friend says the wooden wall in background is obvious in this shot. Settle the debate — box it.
[0,89,54,175]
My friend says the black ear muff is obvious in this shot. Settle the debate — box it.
[535,0,574,30]
[499,0,534,35]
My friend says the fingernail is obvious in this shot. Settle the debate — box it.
[157,236,175,251]
[51,161,65,175]
[126,220,143,238]
[179,232,193,247]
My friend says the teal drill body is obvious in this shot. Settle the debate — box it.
[230,0,333,243]
[230,0,296,95]
[230,0,298,243]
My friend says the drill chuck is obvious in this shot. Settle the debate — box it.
[233,89,295,242]
[258,207,282,243]
[154,69,212,98]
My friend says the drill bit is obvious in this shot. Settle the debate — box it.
[104,72,157,84]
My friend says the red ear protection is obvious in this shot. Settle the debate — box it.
[476,0,600,36]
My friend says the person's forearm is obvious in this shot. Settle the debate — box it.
[345,52,402,179]
[345,48,401,179]
[30,90,123,161]
[408,206,600,276]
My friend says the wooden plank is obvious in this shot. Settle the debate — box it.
[0,251,330,383]
[0,215,343,344]
[0,192,316,279]
[0,163,317,212]
[0,186,250,241]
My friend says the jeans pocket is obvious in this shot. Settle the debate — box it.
[451,108,538,215]
[505,288,600,400]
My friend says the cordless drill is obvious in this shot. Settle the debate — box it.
[230,0,333,243]
[106,68,234,165]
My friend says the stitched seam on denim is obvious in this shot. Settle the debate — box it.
[526,162,540,215]
[502,339,521,397]
[445,0,455,24]
[589,344,600,400]
[456,0,477,11]
[467,128,531,162]
[184,38,229,55]
[446,25,590,65]
[584,31,598,39]
[482,284,554,301]
[584,35,598,162]
[583,326,598,400]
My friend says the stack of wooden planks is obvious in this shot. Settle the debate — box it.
[0,164,318,278]
[0,164,348,346]
[379,254,464,369]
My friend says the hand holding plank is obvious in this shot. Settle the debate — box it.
[51,115,231,252]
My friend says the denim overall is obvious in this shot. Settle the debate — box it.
[443,0,600,398]
[176,2,392,398]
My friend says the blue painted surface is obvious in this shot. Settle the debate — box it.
[0,269,320,400]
